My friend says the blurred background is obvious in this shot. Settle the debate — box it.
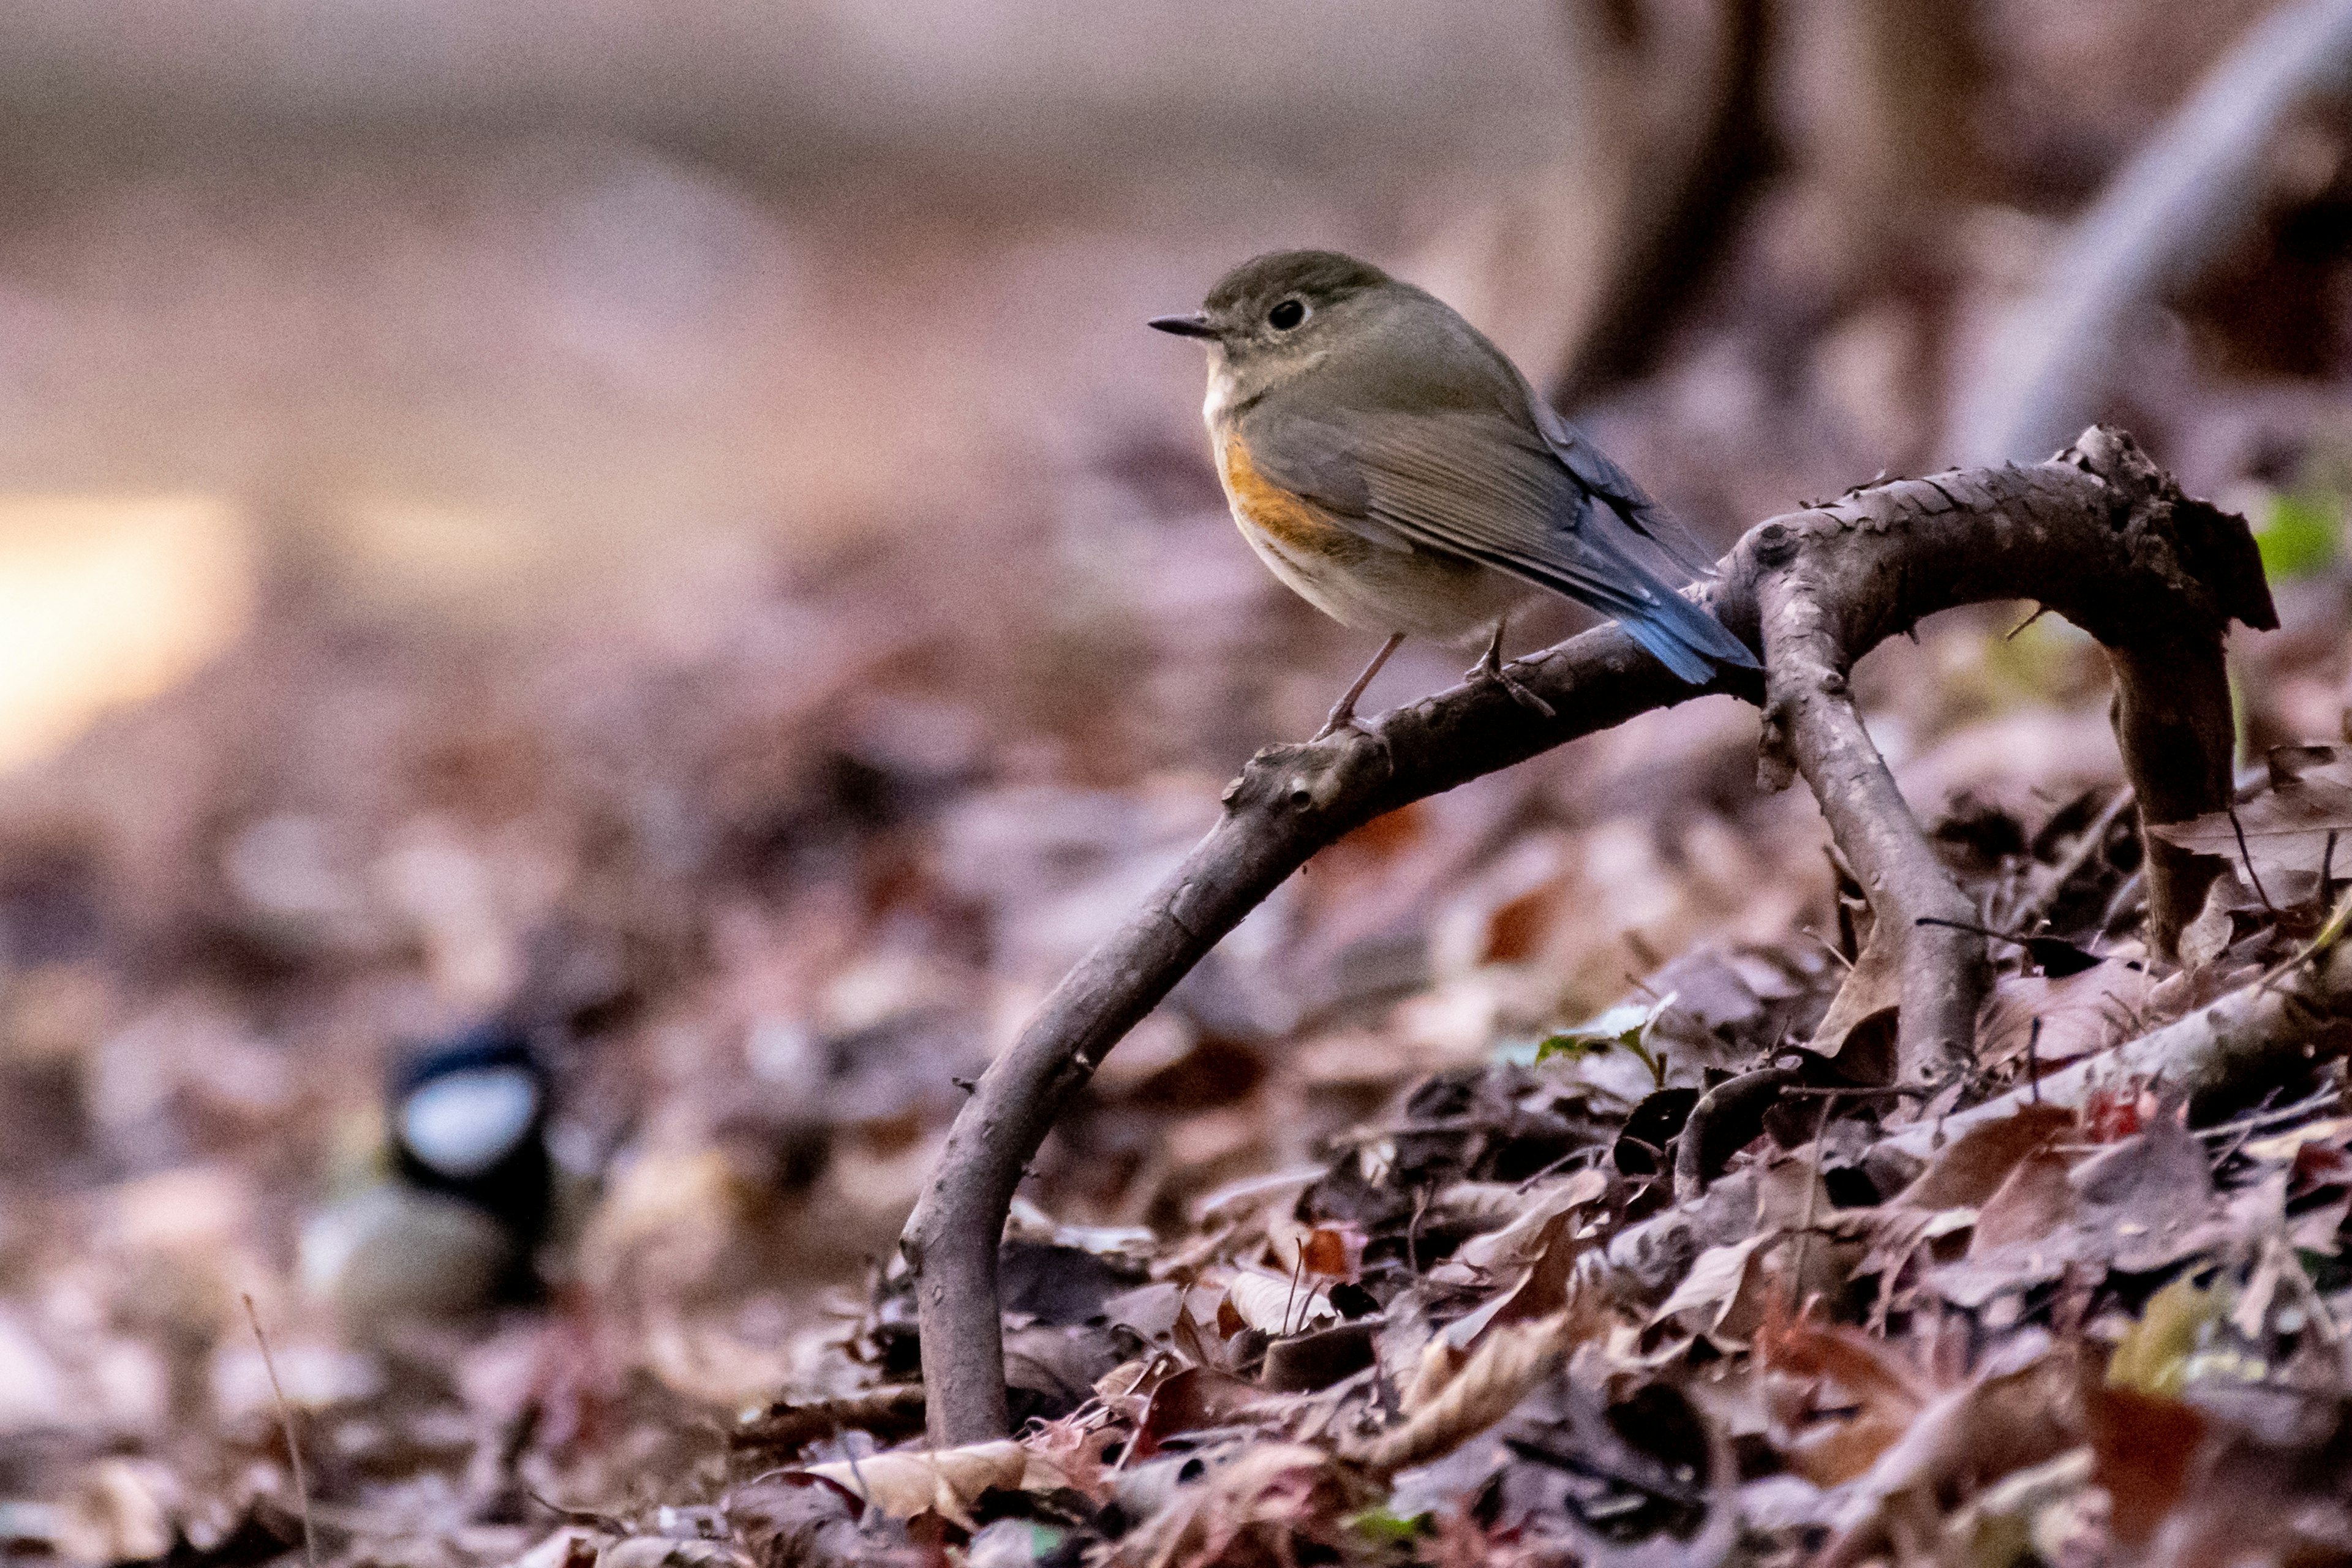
[2,0,2351,1553]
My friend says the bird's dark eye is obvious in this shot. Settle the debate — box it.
[1268,299,1308,330]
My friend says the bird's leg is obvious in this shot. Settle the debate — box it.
[1469,619,1556,720]
[1314,633,1406,741]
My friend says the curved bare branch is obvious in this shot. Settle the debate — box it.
[903,426,2274,1444]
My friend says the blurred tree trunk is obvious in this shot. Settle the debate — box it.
[1411,0,1768,403]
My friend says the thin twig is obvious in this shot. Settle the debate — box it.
[1787,1091,1840,1317]
[2230,807,2277,914]
[241,1295,317,1568]
[1798,926,1858,971]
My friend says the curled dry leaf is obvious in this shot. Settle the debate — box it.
[797,1439,1072,1527]
[1422,1166,1610,1344]
[1351,1310,1577,1477]
[1649,1232,1775,1346]
[1221,1268,1337,1338]
[1447,1168,1608,1278]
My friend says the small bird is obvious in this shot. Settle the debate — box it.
[386,1022,553,1291]
[1151,250,1757,736]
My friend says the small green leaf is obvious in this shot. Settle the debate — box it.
[2256,490,2342,582]
[1536,993,1675,1087]
[1534,1030,1615,1064]
[1352,1507,1430,1544]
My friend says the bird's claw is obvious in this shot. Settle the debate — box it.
[1469,657,1556,720]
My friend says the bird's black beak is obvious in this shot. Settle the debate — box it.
[1148,312,1218,339]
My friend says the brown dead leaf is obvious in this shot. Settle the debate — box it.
[1297,1225,1363,1280]
[799,1439,1068,1526]
[1448,1168,1608,1278]
[1104,1442,1373,1568]
[1649,1232,1776,1346]
[1894,1104,2076,1211]
[1808,929,1902,1062]
[1967,1148,2079,1256]
[2150,745,2352,876]
[1978,962,2156,1070]
[1137,1364,1268,1455]
[1817,1341,2081,1568]
[1353,1310,1575,1476]
[1759,1319,1939,1487]
[1933,1116,2226,1307]
[2086,1382,2206,1548]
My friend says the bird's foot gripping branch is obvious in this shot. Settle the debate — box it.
[900,426,2277,1445]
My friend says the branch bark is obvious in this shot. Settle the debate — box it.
[902,426,2274,1445]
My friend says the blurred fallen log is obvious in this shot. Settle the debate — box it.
[1877,930,2352,1164]
[904,426,2274,1444]
[1953,0,2352,461]
[1599,922,2352,1316]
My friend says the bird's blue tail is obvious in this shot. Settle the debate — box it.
[1615,585,1760,685]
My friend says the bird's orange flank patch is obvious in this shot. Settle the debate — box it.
[1220,436,1347,553]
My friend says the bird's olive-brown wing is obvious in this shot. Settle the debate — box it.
[1234,402,1678,624]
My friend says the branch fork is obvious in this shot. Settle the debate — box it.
[902,427,2276,1444]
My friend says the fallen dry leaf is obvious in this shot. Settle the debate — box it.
[1354,1310,1577,1475]
[1758,1319,1938,1487]
[2084,1382,2206,1548]
[1816,1342,2081,1568]
[798,1439,1071,1526]
[1895,1104,2077,1212]
[1978,962,2157,1070]
[1650,1232,1776,1346]
[2150,744,2352,877]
